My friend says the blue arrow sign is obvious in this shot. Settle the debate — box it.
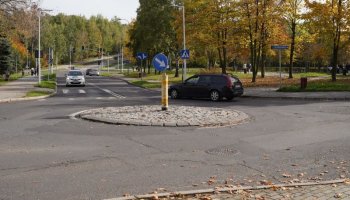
[136,52,148,60]
[152,53,168,72]
[271,45,289,50]
[180,49,190,59]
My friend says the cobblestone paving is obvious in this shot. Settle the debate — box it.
[78,105,250,127]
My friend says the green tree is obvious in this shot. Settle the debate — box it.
[130,0,177,73]
[0,36,13,75]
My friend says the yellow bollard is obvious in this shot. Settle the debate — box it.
[161,72,168,111]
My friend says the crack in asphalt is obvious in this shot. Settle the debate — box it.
[125,136,168,153]
[0,155,128,177]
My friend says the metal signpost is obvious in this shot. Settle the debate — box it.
[136,52,148,80]
[271,45,288,89]
[152,53,169,111]
[180,49,190,82]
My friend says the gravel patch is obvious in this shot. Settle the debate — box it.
[78,105,250,127]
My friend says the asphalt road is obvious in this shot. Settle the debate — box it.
[0,70,350,200]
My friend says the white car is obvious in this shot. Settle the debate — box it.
[66,70,86,87]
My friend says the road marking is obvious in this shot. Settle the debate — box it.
[102,89,125,99]
[62,89,69,94]
[68,98,75,101]
[88,83,125,99]
[78,89,86,94]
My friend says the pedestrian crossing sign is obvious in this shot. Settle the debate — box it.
[180,49,190,60]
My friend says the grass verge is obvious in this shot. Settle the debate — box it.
[278,79,350,92]
[130,80,162,89]
[26,91,52,97]
[36,81,56,89]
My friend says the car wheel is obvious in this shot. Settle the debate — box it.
[170,89,180,99]
[210,90,221,102]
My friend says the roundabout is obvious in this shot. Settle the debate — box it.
[77,105,251,127]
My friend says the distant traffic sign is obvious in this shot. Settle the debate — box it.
[271,45,289,50]
[137,52,148,60]
[180,49,190,59]
[152,53,168,72]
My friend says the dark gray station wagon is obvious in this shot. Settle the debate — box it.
[168,74,244,101]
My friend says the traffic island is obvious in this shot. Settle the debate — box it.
[77,105,250,127]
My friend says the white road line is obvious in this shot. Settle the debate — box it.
[88,83,125,99]
[68,98,75,101]
[78,89,86,94]
[62,89,69,94]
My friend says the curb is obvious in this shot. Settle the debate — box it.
[242,95,350,101]
[104,179,348,200]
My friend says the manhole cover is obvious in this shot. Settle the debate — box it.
[206,145,239,156]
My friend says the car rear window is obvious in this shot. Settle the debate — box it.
[68,71,83,76]
[211,76,226,85]
[230,76,240,83]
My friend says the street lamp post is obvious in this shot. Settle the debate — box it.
[117,18,130,74]
[37,8,52,84]
[173,4,187,81]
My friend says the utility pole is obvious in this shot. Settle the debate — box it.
[38,10,41,84]
[107,52,110,73]
[37,8,52,84]
[70,46,72,68]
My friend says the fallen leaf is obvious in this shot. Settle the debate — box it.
[298,173,304,177]
[255,194,265,200]
[151,195,159,200]
[199,196,212,200]
[340,175,346,178]
[207,178,216,185]
[282,173,292,178]
[332,184,337,187]
[123,193,130,197]
[192,184,199,187]
[260,180,272,185]
[334,193,342,198]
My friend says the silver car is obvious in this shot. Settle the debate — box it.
[66,70,86,87]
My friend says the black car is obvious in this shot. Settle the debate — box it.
[168,74,244,101]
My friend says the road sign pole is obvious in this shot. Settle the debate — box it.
[161,72,168,111]
[279,49,282,89]
[141,59,143,81]
[182,5,187,81]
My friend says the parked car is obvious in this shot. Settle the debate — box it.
[66,70,85,87]
[168,74,244,101]
[86,68,100,76]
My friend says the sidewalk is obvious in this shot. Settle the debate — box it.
[107,179,350,200]
[0,76,51,103]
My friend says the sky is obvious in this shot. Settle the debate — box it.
[38,0,139,22]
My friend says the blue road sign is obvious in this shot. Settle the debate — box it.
[180,49,190,59]
[136,52,148,60]
[271,45,289,50]
[152,53,168,72]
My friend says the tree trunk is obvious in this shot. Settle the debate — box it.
[331,0,342,82]
[175,58,179,77]
[289,20,296,79]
